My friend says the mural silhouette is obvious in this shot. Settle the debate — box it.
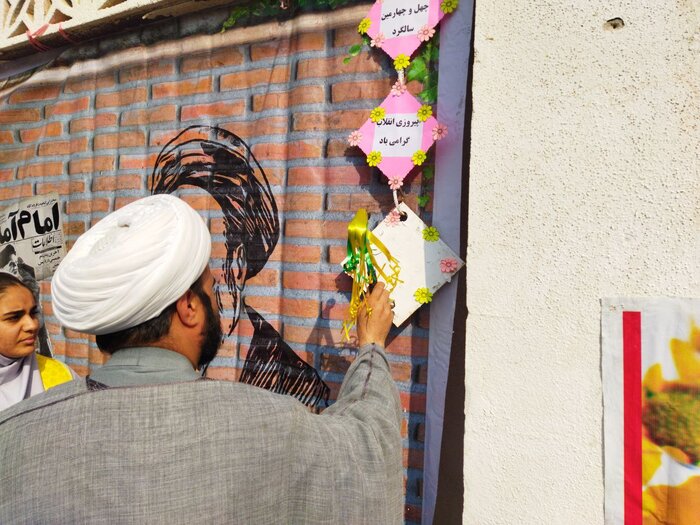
[150,125,329,408]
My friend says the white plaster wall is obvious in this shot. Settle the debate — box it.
[465,1,699,523]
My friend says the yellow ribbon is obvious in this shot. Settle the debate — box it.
[342,209,401,339]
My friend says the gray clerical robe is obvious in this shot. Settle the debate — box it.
[0,344,403,524]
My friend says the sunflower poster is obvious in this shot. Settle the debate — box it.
[603,298,700,525]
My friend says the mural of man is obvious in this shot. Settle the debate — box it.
[150,125,329,407]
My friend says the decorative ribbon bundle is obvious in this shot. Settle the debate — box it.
[342,209,401,339]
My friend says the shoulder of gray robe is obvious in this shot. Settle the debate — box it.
[0,344,403,525]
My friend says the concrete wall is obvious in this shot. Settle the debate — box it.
[465,1,698,523]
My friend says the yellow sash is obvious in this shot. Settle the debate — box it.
[36,354,73,390]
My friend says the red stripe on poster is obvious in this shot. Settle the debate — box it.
[623,311,642,525]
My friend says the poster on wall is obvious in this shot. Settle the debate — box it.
[603,297,700,525]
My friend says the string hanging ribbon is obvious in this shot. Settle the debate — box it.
[341,209,401,339]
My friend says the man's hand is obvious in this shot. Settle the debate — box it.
[357,282,394,347]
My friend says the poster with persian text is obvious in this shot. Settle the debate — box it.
[603,298,700,525]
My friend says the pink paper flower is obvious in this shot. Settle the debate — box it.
[384,209,401,227]
[370,33,386,48]
[390,80,407,97]
[432,123,448,141]
[418,25,435,42]
[388,177,403,190]
[440,258,459,273]
[347,130,362,147]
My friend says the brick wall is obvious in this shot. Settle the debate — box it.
[0,11,431,523]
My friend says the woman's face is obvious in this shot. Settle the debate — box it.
[0,285,39,359]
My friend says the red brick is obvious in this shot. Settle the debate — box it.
[152,77,212,99]
[119,61,175,83]
[64,75,116,94]
[327,192,417,213]
[267,243,321,264]
[63,221,86,235]
[89,349,109,366]
[0,184,33,201]
[205,367,239,382]
[220,66,290,90]
[334,25,364,48]
[20,122,63,142]
[400,391,426,413]
[181,100,245,121]
[251,140,323,161]
[0,169,13,182]
[282,271,350,292]
[149,128,188,148]
[45,97,90,117]
[114,197,140,210]
[250,33,325,61]
[0,131,13,144]
[285,219,348,239]
[244,296,319,318]
[219,117,288,141]
[68,156,114,175]
[391,361,412,383]
[327,138,364,158]
[287,165,371,186]
[293,109,368,132]
[8,84,61,103]
[0,146,33,164]
[321,300,348,321]
[70,113,118,133]
[277,192,323,212]
[94,131,146,150]
[331,79,393,103]
[95,87,148,108]
[179,194,219,211]
[37,137,89,156]
[320,353,352,374]
[238,268,278,288]
[121,105,177,126]
[181,48,244,74]
[66,198,111,214]
[118,154,159,170]
[92,174,143,192]
[17,162,64,179]
[252,85,325,112]
[297,54,382,80]
[328,245,346,265]
[71,364,90,377]
[0,109,41,123]
[282,324,344,347]
[36,180,86,195]
[65,340,89,359]
[386,336,429,358]
[403,447,424,469]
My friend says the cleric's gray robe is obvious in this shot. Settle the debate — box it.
[0,344,403,524]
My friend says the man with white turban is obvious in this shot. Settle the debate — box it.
[0,194,403,524]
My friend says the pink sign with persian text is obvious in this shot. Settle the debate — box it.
[365,0,444,59]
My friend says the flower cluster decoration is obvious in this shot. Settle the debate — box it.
[414,287,433,304]
[422,226,440,242]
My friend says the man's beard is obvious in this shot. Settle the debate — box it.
[196,289,223,369]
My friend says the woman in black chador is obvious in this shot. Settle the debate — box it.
[150,125,328,408]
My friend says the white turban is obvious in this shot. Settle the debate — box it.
[51,194,211,335]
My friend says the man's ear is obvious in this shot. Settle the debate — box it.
[174,289,199,328]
